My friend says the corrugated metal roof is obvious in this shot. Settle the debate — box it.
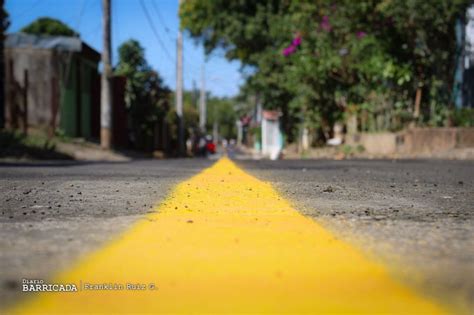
[6,33,84,52]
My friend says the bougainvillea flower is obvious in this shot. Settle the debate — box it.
[356,31,367,39]
[282,45,297,57]
[320,16,332,32]
[292,36,302,47]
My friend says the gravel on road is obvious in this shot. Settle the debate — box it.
[0,159,212,309]
[238,159,474,314]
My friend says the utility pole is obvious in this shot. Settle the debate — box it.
[192,79,198,108]
[101,0,112,149]
[199,64,206,132]
[176,0,184,155]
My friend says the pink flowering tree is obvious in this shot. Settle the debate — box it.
[181,0,472,143]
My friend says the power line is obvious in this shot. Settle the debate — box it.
[139,0,175,64]
[149,2,202,84]
[150,0,173,39]
[61,0,91,96]
[75,0,89,30]
[141,0,235,96]
[78,0,101,39]
[150,5,201,80]
[80,21,101,40]
[146,1,212,88]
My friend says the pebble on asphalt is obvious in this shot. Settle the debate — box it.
[323,186,335,193]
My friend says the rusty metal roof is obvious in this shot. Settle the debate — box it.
[6,33,100,62]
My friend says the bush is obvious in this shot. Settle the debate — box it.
[452,108,474,127]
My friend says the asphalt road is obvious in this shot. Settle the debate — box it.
[237,159,474,313]
[0,158,473,312]
[0,159,213,310]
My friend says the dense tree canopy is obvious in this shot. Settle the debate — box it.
[115,39,170,150]
[0,0,9,129]
[181,0,472,143]
[21,17,78,37]
[207,97,237,139]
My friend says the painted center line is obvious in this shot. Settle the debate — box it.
[13,158,445,314]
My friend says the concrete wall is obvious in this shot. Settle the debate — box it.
[346,132,399,155]
[5,47,58,128]
[457,128,474,147]
[5,47,100,139]
[399,128,474,155]
[346,128,474,156]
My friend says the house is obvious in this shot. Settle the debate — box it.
[261,110,283,160]
[5,32,101,139]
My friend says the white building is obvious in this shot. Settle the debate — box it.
[261,110,283,160]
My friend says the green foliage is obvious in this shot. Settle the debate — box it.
[452,108,474,127]
[21,17,78,37]
[184,98,199,133]
[207,97,237,139]
[249,126,261,145]
[341,144,353,156]
[181,0,472,143]
[0,130,72,160]
[338,144,365,157]
[163,103,199,149]
[115,39,171,151]
[1,0,9,35]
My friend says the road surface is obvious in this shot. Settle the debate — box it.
[238,159,474,313]
[0,158,472,313]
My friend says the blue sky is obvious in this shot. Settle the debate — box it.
[6,0,243,97]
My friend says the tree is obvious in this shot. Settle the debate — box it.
[115,39,171,151]
[375,0,470,125]
[21,17,77,37]
[0,0,9,129]
[181,0,472,144]
[207,96,237,140]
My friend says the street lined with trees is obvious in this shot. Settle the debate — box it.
[181,0,473,145]
[1,2,473,314]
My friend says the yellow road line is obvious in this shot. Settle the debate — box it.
[13,157,446,314]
